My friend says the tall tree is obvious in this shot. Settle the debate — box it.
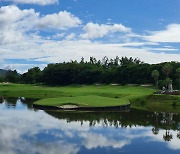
[5,70,20,83]
[162,63,173,78]
[152,70,159,87]
[21,67,42,84]
[176,68,180,89]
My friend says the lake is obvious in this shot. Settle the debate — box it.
[0,97,180,154]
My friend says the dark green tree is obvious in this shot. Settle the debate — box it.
[176,68,180,89]
[162,63,173,78]
[152,70,160,87]
[5,70,19,83]
[21,67,42,84]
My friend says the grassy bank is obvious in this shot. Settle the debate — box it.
[131,94,180,113]
[0,83,179,112]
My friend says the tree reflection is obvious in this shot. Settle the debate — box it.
[177,130,180,139]
[45,109,180,143]
[152,112,159,135]
[20,97,39,109]
[152,127,159,135]
[160,113,176,142]
[1,97,38,110]
[0,97,3,104]
[4,97,18,108]
[163,129,173,142]
[0,98,180,143]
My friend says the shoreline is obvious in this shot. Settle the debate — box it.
[33,103,131,112]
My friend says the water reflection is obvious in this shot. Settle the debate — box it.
[0,97,180,154]
[0,97,38,109]
[46,110,180,143]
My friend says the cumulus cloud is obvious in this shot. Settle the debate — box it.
[38,11,81,29]
[80,22,131,39]
[145,24,180,43]
[0,5,39,44]
[1,39,179,72]
[31,40,179,64]
[0,5,179,72]
[0,110,80,154]
[0,5,81,45]
[1,0,59,5]
[66,33,76,40]
[80,132,130,149]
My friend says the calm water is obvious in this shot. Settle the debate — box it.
[0,97,180,154]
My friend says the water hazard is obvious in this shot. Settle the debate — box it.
[0,97,180,154]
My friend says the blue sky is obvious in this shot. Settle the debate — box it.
[0,0,179,72]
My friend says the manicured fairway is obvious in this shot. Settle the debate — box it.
[0,83,153,107]
[0,83,179,112]
[0,84,154,99]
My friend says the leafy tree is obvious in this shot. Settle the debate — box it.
[152,70,159,87]
[176,68,180,89]
[21,67,42,84]
[162,63,173,78]
[0,76,5,82]
[80,57,85,64]
[17,56,179,87]
[5,70,20,83]
[164,78,172,90]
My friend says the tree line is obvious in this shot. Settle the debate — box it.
[1,56,180,89]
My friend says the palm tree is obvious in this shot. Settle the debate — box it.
[165,78,172,91]
[162,63,173,78]
[176,68,180,89]
[152,70,159,87]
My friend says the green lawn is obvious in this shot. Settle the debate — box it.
[0,84,154,99]
[0,83,179,112]
[34,95,129,107]
[0,83,153,107]
[131,94,180,113]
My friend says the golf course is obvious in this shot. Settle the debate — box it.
[0,83,179,113]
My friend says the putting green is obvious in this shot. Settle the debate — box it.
[34,95,130,107]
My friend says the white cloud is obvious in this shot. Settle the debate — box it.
[80,132,130,149]
[145,24,180,43]
[1,39,179,73]
[32,40,179,64]
[0,109,81,154]
[0,5,81,45]
[0,5,39,44]
[38,11,81,29]
[80,22,131,39]
[1,0,59,5]
[0,5,179,73]
[51,33,66,39]
[66,33,76,40]
[0,103,180,153]
[1,64,47,73]
[145,47,178,51]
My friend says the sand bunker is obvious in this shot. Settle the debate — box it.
[58,105,79,109]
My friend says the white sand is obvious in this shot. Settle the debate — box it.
[58,105,79,109]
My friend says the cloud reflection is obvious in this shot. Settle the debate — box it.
[0,102,180,153]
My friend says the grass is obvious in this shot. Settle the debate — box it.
[0,83,154,107]
[0,83,179,112]
[34,95,129,107]
[131,94,180,113]
[0,84,154,99]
